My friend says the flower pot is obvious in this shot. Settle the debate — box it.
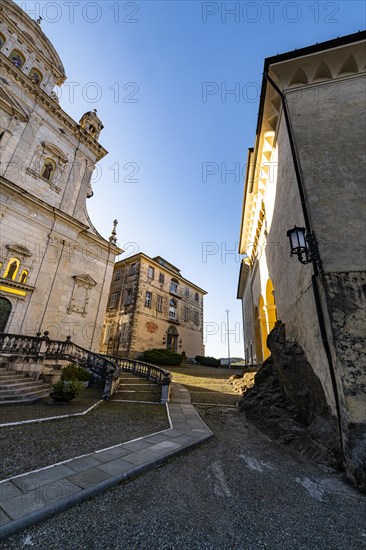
[50,391,77,402]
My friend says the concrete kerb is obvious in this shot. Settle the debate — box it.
[0,382,213,541]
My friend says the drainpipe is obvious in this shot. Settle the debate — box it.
[264,71,345,462]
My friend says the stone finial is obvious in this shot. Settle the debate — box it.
[109,219,118,245]
[79,109,104,141]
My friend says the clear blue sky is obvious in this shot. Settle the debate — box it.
[17,1,365,358]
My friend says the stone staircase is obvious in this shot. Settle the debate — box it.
[0,367,50,405]
[115,372,162,403]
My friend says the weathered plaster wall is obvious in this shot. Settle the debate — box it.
[0,191,116,351]
[100,256,205,359]
[286,75,366,272]
[248,113,338,413]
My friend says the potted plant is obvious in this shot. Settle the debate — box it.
[60,363,91,387]
[49,363,90,402]
[49,379,85,402]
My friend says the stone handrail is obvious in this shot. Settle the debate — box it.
[0,332,118,399]
[102,354,172,404]
[0,333,172,403]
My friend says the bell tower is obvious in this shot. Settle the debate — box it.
[79,109,104,141]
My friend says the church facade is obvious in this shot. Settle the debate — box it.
[100,253,206,359]
[0,0,121,353]
[237,33,366,489]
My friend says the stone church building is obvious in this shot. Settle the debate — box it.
[237,32,365,489]
[100,253,206,359]
[0,0,121,350]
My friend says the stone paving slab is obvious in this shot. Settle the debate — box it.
[0,382,213,541]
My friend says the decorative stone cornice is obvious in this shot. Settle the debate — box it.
[73,274,97,288]
[239,36,366,262]
[5,244,32,258]
[0,176,122,255]
[0,54,108,161]
[269,40,365,91]
[0,0,66,83]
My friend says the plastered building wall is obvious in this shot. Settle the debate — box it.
[0,0,120,355]
[100,254,206,359]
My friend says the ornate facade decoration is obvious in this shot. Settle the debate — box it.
[0,0,121,353]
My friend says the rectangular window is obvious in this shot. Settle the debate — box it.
[194,311,199,325]
[184,307,190,322]
[156,295,163,312]
[145,291,152,308]
[184,287,189,299]
[109,293,118,308]
[195,292,199,302]
[114,269,122,281]
[159,272,164,284]
[129,263,136,275]
[124,289,132,305]
[147,266,155,279]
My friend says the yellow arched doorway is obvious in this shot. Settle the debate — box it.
[258,279,277,361]
[265,279,277,334]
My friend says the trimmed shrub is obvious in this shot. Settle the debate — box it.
[144,348,183,366]
[61,363,91,382]
[51,380,85,395]
[195,355,221,367]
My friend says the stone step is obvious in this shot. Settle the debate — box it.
[0,379,45,389]
[0,374,27,380]
[0,394,50,406]
[0,383,50,395]
[0,367,50,405]
[0,388,50,401]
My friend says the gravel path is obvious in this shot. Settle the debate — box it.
[0,388,103,424]
[1,367,365,549]
[0,401,168,479]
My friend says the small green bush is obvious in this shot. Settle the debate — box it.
[61,363,91,382]
[144,348,183,366]
[51,380,85,395]
[195,355,221,367]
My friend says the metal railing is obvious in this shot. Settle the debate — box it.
[0,333,172,402]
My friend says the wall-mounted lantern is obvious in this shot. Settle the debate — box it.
[287,226,321,268]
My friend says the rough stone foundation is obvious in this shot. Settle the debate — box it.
[238,322,342,472]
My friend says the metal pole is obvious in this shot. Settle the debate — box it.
[226,309,231,368]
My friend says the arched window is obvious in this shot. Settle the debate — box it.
[170,278,179,295]
[41,158,56,182]
[4,258,20,281]
[0,33,6,50]
[29,68,43,85]
[169,299,177,321]
[19,270,28,284]
[0,298,12,332]
[9,49,25,69]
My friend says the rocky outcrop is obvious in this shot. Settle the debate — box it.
[238,322,342,469]
[229,372,256,395]
[322,271,366,493]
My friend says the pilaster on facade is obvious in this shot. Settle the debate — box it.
[0,0,122,351]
